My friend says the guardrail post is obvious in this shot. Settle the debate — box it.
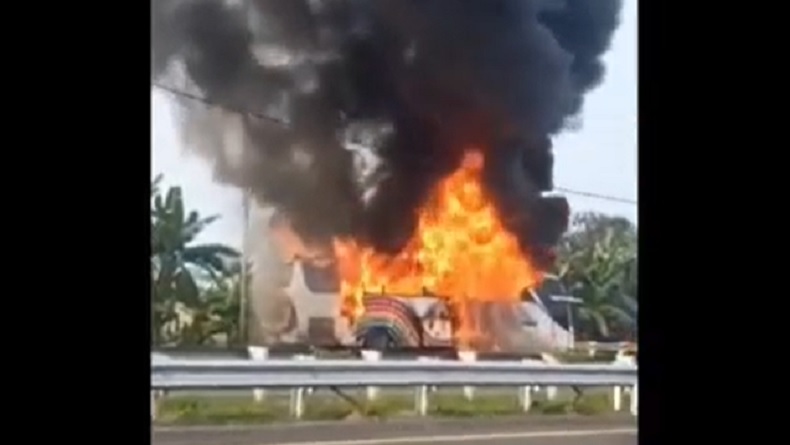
[540,353,558,400]
[248,346,269,402]
[458,350,477,400]
[630,382,638,416]
[289,354,314,419]
[518,359,534,412]
[361,349,381,401]
[414,357,433,416]
[151,390,157,420]
[611,351,635,412]
[613,385,622,411]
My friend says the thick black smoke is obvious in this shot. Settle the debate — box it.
[152,0,623,269]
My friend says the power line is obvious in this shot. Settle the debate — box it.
[153,82,289,126]
[152,83,637,206]
[554,187,637,205]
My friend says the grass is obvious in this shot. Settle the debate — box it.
[154,388,632,425]
[554,351,620,363]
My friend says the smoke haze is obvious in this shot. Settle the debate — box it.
[152,0,624,268]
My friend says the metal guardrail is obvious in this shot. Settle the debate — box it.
[151,358,637,389]
[150,355,638,419]
[151,341,633,360]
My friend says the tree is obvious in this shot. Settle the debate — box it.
[556,212,637,341]
[151,175,241,345]
[181,260,249,346]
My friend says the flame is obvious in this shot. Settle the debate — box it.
[334,149,543,347]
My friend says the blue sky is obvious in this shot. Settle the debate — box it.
[151,0,637,250]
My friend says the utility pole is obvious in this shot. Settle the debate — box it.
[239,189,251,344]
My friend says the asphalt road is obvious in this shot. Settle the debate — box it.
[152,415,636,445]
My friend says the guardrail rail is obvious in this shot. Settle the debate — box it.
[150,353,637,420]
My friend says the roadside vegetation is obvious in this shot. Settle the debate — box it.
[155,390,629,425]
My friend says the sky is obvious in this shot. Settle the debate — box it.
[151,0,637,250]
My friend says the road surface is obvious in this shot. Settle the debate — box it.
[152,415,636,445]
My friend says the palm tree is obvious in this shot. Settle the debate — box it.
[151,176,241,345]
[557,213,637,340]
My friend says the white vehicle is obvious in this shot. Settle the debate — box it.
[247,204,576,354]
[251,254,575,354]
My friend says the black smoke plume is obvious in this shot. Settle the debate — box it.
[152,0,623,269]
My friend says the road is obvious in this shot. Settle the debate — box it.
[152,415,636,445]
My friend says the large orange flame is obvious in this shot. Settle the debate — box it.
[334,149,543,347]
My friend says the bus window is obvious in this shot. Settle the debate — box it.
[302,263,340,293]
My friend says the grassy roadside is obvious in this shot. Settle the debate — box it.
[154,390,632,425]
[554,351,620,363]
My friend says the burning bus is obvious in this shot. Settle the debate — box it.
[251,151,574,354]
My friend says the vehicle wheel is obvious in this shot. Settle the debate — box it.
[361,327,396,351]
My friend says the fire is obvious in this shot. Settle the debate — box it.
[334,149,543,346]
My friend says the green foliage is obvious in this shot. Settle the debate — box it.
[151,175,243,346]
[556,212,638,341]
[192,262,250,346]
